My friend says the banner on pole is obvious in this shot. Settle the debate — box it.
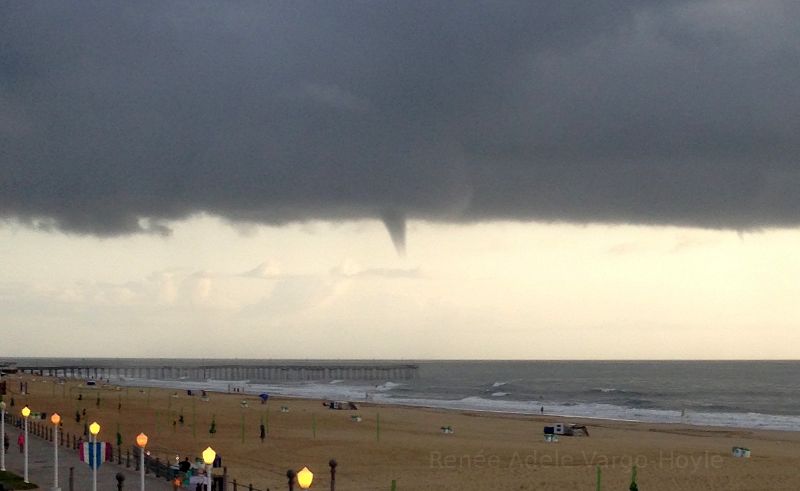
[80,441,110,470]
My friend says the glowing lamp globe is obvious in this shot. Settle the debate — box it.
[21,406,31,418]
[89,421,101,436]
[136,432,148,448]
[297,466,314,489]
[202,446,216,465]
[0,401,6,410]
[51,413,61,425]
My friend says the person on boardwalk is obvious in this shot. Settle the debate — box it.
[17,433,24,453]
[3,433,9,453]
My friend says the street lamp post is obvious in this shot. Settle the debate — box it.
[51,413,62,491]
[202,446,216,491]
[297,466,314,490]
[21,406,31,483]
[0,400,6,472]
[89,422,101,491]
[136,433,148,491]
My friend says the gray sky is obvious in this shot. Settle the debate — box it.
[3,1,800,242]
[1,2,799,358]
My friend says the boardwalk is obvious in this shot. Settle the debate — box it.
[2,422,174,491]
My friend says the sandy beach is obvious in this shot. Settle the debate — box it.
[4,373,800,490]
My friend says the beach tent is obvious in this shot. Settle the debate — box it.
[259,393,269,403]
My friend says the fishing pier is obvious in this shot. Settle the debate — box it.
[12,360,418,382]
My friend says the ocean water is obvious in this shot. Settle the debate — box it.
[8,359,800,431]
[391,361,800,431]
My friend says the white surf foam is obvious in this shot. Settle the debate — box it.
[112,377,800,432]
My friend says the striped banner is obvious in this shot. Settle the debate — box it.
[80,441,108,470]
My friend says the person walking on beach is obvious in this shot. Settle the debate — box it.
[540,406,544,415]
[17,433,24,453]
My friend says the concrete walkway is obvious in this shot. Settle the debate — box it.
[2,423,174,490]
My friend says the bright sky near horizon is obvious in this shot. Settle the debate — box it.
[2,217,798,359]
[3,2,800,359]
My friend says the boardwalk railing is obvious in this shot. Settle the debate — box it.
[5,412,337,491]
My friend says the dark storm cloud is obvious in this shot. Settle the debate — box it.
[2,1,800,246]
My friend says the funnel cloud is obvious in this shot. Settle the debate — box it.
[2,1,800,250]
[381,211,407,256]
